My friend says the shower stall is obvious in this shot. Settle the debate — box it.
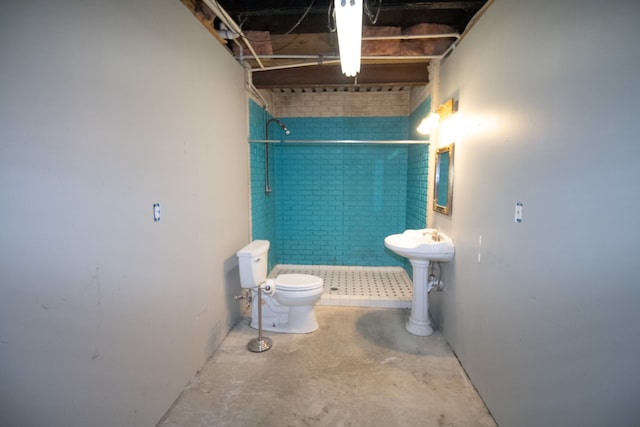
[248,99,430,307]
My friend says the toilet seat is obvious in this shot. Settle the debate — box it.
[275,274,323,291]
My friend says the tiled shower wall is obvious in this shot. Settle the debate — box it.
[249,91,430,268]
[407,97,431,230]
[249,101,277,270]
[274,140,408,266]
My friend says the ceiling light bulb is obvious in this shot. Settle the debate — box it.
[334,0,362,77]
[417,113,441,134]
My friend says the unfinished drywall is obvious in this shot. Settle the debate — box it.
[431,0,640,426]
[0,1,249,426]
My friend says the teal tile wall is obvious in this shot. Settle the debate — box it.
[283,116,409,140]
[248,98,431,268]
[249,101,277,269]
[406,145,429,229]
[274,143,407,265]
[406,97,431,229]
[409,97,431,141]
[403,98,432,273]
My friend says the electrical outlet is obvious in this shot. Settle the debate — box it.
[515,202,523,223]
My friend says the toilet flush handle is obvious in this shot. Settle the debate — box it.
[260,279,276,296]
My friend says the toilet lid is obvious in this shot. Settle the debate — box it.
[275,274,323,291]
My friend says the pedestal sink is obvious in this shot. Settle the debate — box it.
[384,229,455,336]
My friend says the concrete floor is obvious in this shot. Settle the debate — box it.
[158,306,497,427]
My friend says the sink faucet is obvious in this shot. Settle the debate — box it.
[423,230,441,241]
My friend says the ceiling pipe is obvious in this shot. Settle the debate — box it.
[252,59,342,73]
[246,77,269,108]
[241,31,460,73]
[217,23,240,40]
[202,0,265,69]
[247,54,444,61]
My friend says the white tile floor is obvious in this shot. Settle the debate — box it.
[269,264,413,308]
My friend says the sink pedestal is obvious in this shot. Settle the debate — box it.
[406,259,434,336]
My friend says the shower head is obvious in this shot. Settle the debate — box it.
[265,118,291,138]
[279,122,291,136]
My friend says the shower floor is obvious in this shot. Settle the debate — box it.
[269,264,413,309]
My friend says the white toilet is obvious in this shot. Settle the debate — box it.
[236,240,324,334]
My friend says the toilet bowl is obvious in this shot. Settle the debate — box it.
[237,241,323,334]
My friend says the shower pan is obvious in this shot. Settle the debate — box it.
[270,265,413,309]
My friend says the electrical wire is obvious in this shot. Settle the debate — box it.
[237,1,316,48]
[327,0,336,32]
[364,0,382,24]
[242,0,316,40]
[284,0,316,34]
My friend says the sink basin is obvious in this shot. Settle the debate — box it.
[384,228,455,262]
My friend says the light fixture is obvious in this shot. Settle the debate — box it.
[417,98,457,135]
[437,98,457,119]
[417,112,440,134]
[334,0,363,77]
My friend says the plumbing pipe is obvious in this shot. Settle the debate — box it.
[217,29,240,40]
[245,54,444,61]
[246,82,268,107]
[264,118,291,194]
[238,32,460,73]
[202,0,265,69]
[246,71,269,108]
[251,59,341,73]
[216,22,240,40]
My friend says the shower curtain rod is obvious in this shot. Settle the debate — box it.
[249,139,429,145]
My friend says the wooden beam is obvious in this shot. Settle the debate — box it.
[252,62,430,89]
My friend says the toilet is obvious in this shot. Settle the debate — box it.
[236,240,324,334]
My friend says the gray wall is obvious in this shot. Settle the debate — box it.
[431,0,640,426]
[0,1,249,426]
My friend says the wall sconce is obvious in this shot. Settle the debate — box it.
[417,98,458,135]
[334,0,363,77]
[417,112,440,134]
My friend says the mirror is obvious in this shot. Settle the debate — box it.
[433,143,454,215]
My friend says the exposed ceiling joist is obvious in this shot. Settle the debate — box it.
[252,62,429,88]
[182,0,489,90]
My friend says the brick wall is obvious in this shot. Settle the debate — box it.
[273,90,410,118]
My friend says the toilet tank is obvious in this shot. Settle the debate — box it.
[236,240,270,288]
